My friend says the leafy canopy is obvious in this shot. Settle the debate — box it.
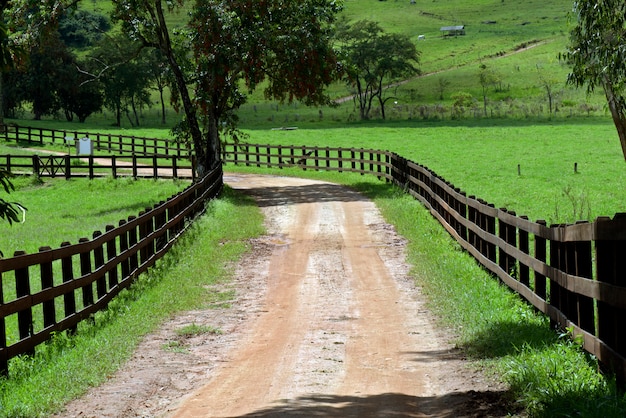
[564,0,626,160]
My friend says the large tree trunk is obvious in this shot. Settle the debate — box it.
[152,1,206,177]
[206,112,221,171]
[603,81,626,161]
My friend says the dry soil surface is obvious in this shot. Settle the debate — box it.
[54,173,515,418]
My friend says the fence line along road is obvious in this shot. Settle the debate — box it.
[2,125,626,384]
[223,141,626,384]
[0,166,222,375]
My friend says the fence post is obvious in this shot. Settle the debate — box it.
[155,202,167,252]
[132,155,138,179]
[60,242,77,335]
[104,225,118,288]
[63,155,70,180]
[0,269,7,375]
[78,238,95,312]
[533,220,548,300]
[14,250,34,355]
[111,155,117,179]
[153,155,158,179]
[570,223,595,335]
[336,148,342,173]
[39,246,56,328]
[92,231,107,300]
[127,216,139,273]
[32,156,40,177]
[118,219,130,280]
[172,158,178,179]
[519,216,530,288]
[499,210,518,278]
[457,190,468,241]
[596,214,626,371]
[549,226,565,328]
[88,155,94,179]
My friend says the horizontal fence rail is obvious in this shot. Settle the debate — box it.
[0,166,223,374]
[1,154,195,180]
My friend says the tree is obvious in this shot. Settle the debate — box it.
[57,56,104,123]
[337,19,420,120]
[58,9,110,48]
[21,33,74,120]
[563,0,626,160]
[89,34,153,127]
[0,0,70,226]
[536,64,559,117]
[111,0,341,174]
[478,63,501,117]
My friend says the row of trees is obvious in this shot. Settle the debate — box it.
[1,9,171,126]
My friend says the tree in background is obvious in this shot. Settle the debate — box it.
[478,63,502,118]
[564,0,626,160]
[88,34,153,127]
[0,0,70,226]
[112,0,341,174]
[336,19,420,120]
[58,9,110,48]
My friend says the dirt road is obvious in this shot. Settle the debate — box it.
[56,174,512,417]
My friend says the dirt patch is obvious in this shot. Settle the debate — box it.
[55,174,517,418]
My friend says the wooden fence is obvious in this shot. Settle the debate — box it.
[221,142,391,177]
[224,143,626,382]
[0,166,222,374]
[1,124,189,157]
[1,154,195,180]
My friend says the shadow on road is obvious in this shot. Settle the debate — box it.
[233,183,371,207]
[236,391,518,418]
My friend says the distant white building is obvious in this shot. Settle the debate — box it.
[440,25,466,36]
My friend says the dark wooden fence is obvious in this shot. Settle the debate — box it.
[221,142,391,177]
[224,142,626,382]
[1,124,189,157]
[1,154,194,180]
[0,166,222,374]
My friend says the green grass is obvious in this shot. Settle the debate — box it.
[0,176,188,256]
[0,186,265,417]
[236,117,625,223]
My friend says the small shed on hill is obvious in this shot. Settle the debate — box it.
[440,25,466,36]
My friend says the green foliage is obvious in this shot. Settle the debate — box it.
[0,169,22,236]
[58,9,111,48]
[336,18,421,120]
[562,0,626,160]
